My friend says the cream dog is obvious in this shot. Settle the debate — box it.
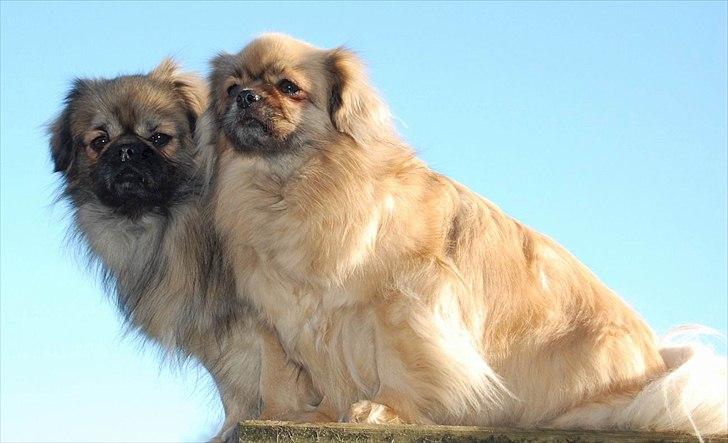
[205,34,727,436]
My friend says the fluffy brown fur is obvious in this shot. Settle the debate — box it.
[50,60,316,441]
[206,34,727,436]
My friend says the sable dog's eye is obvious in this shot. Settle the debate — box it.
[277,79,300,95]
[90,134,109,152]
[227,84,241,98]
[149,133,171,148]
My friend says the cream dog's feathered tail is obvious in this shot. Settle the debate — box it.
[553,327,727,440]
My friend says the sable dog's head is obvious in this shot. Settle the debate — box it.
[209,33,395,155]
[50,60,207,217]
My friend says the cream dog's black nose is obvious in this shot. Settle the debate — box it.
[237,89,260,109]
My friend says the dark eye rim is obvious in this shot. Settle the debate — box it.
[90,134,109,152]
[226,84,241,97]
[277,79,301,95]
[149,132,172,148]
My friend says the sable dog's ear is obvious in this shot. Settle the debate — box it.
[327,48,395,145]
[150,58,208,131]
[49,79,88,173]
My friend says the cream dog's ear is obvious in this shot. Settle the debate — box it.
[149,58,208,131]
[208,52,238,117]
[327,48,395,145]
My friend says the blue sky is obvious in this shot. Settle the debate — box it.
[1,1,726,441]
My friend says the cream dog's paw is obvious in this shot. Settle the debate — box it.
[345,400,404,424]
[210,421,239,443]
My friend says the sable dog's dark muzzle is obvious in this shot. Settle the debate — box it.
[92,138,177,216]
[106,142,155,187]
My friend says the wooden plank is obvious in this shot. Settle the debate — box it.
[236,420,726,442]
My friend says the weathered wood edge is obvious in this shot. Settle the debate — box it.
[236,420,726,442]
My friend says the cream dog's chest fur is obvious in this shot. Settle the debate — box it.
[216,154,383,413]
[236,252,382,416]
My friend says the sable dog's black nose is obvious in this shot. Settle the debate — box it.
[117,144,152,162]
[236,89,260,109]
[119,145,136,162]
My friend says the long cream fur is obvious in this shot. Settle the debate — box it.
[207,34,727,437]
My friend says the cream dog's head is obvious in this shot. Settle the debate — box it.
[208,33,396,156]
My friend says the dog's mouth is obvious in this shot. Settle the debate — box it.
[92,161,175,216]
[222,108,283,154]
[114,166,146,183]
[238,115,271,134]
[111,166,154,190]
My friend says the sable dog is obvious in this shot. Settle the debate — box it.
[49,60,314,440]
[207,34,727,436]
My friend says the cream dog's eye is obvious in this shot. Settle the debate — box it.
[90,134,109,152]
[149,133,171,148]
[277,79,300,95]
[227,84,241,98]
